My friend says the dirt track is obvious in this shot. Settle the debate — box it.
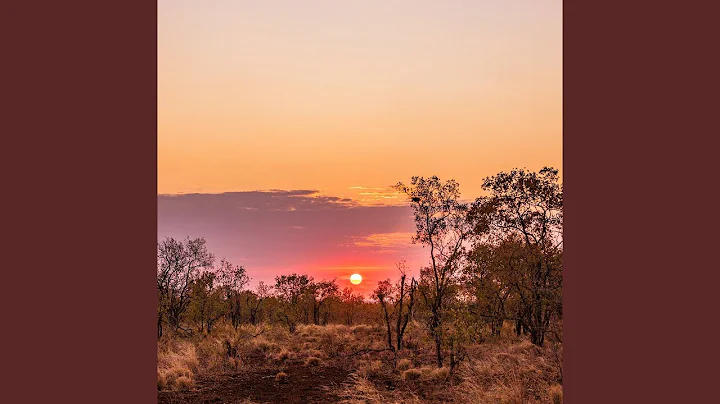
[158,363,350,404]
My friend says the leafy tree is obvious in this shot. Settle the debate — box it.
[274,273,314,333]
[157,236,214,337]
[395,176,473,367]
[311,279,340,325]
[189,271,226,334]
[477,167,563,346]
[339,287,365,325]
[245,281,271,325]
[464,238,516,337]
[215,258,249,329]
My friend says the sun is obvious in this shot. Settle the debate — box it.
[350,274,362,285]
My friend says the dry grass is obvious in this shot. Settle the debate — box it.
[157,373,166,391]
[430,367,450,382]
[157,339,201,391]
[453,340,562,403]
[272,348,296,364]
[338,374,384,404]
[549,384,563,404]
[275,371,289,383]
[396,358,413,371]
[175,376,194,391]
[402,368,422,381]
[356,360,384,378]
[158,322,562,403]
[305,356,322,367]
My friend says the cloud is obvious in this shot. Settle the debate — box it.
[346,232,416,249]
[347,186,406,206]
[158,190,426,290]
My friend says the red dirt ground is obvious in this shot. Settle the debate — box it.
[158,363,351,404]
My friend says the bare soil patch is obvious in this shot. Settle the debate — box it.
[158,362,350,404]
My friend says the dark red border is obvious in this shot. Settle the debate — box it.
[4,1,157,403]
[564,1,718,403]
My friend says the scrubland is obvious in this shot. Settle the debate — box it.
[158,322,562,404]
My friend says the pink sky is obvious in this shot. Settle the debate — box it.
[158,190,427,297]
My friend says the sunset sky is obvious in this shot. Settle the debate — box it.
[158,0,562,296]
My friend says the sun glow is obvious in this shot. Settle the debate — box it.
[350,274,362,285]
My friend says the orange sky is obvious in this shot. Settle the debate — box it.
[157,1,562,294]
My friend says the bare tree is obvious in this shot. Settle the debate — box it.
[373,260,418,353]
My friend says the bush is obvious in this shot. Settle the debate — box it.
[162,365,193,387]
[419,367,434,378]
[175,376,193,391]
[305,356,322,367]
[228,357,242,370]
[431,367,450,381]
[275,372,289,383]
[549,384,563,404]
[157,373,166,391]
[396,359,413,371]
[402,368,422,381]
[357,360,384,378]
[272,348,298,364]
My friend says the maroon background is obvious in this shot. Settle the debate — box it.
[4,1,157,403]
[564,1,719,403]
[3,1,718,403]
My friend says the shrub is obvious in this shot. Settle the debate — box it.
[431,367,450,381]
[397,359,413,371]
[549,384,563,404]
[162,365,193,387]
[305,356,322,367]
[419,367,434,378]
[402,368,422,381]
[357,360,384,378]
[157,373,166,391]
[175,376,193,391]
[228,357,242,370]
[274,349,292,363]
[275,372,289,383]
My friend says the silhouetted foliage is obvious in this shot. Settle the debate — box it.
[156,167,563,363]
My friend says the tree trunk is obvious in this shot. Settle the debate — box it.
[531,328,545,346]
[434,335,443,368]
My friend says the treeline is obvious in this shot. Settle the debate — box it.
[157,167,563,371]
[157,242,376,338]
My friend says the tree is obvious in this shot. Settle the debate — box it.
[464,238,516,337]
[274,273,314,333]
[372,260,417,352]
[339,287,365,326]
[215,258,249,330]
[157,236,214,338]
[189,271,226,334]
[311,279,340,325]
[244,281,271,325]
[477,167,563,346]
[395,176,473,367]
